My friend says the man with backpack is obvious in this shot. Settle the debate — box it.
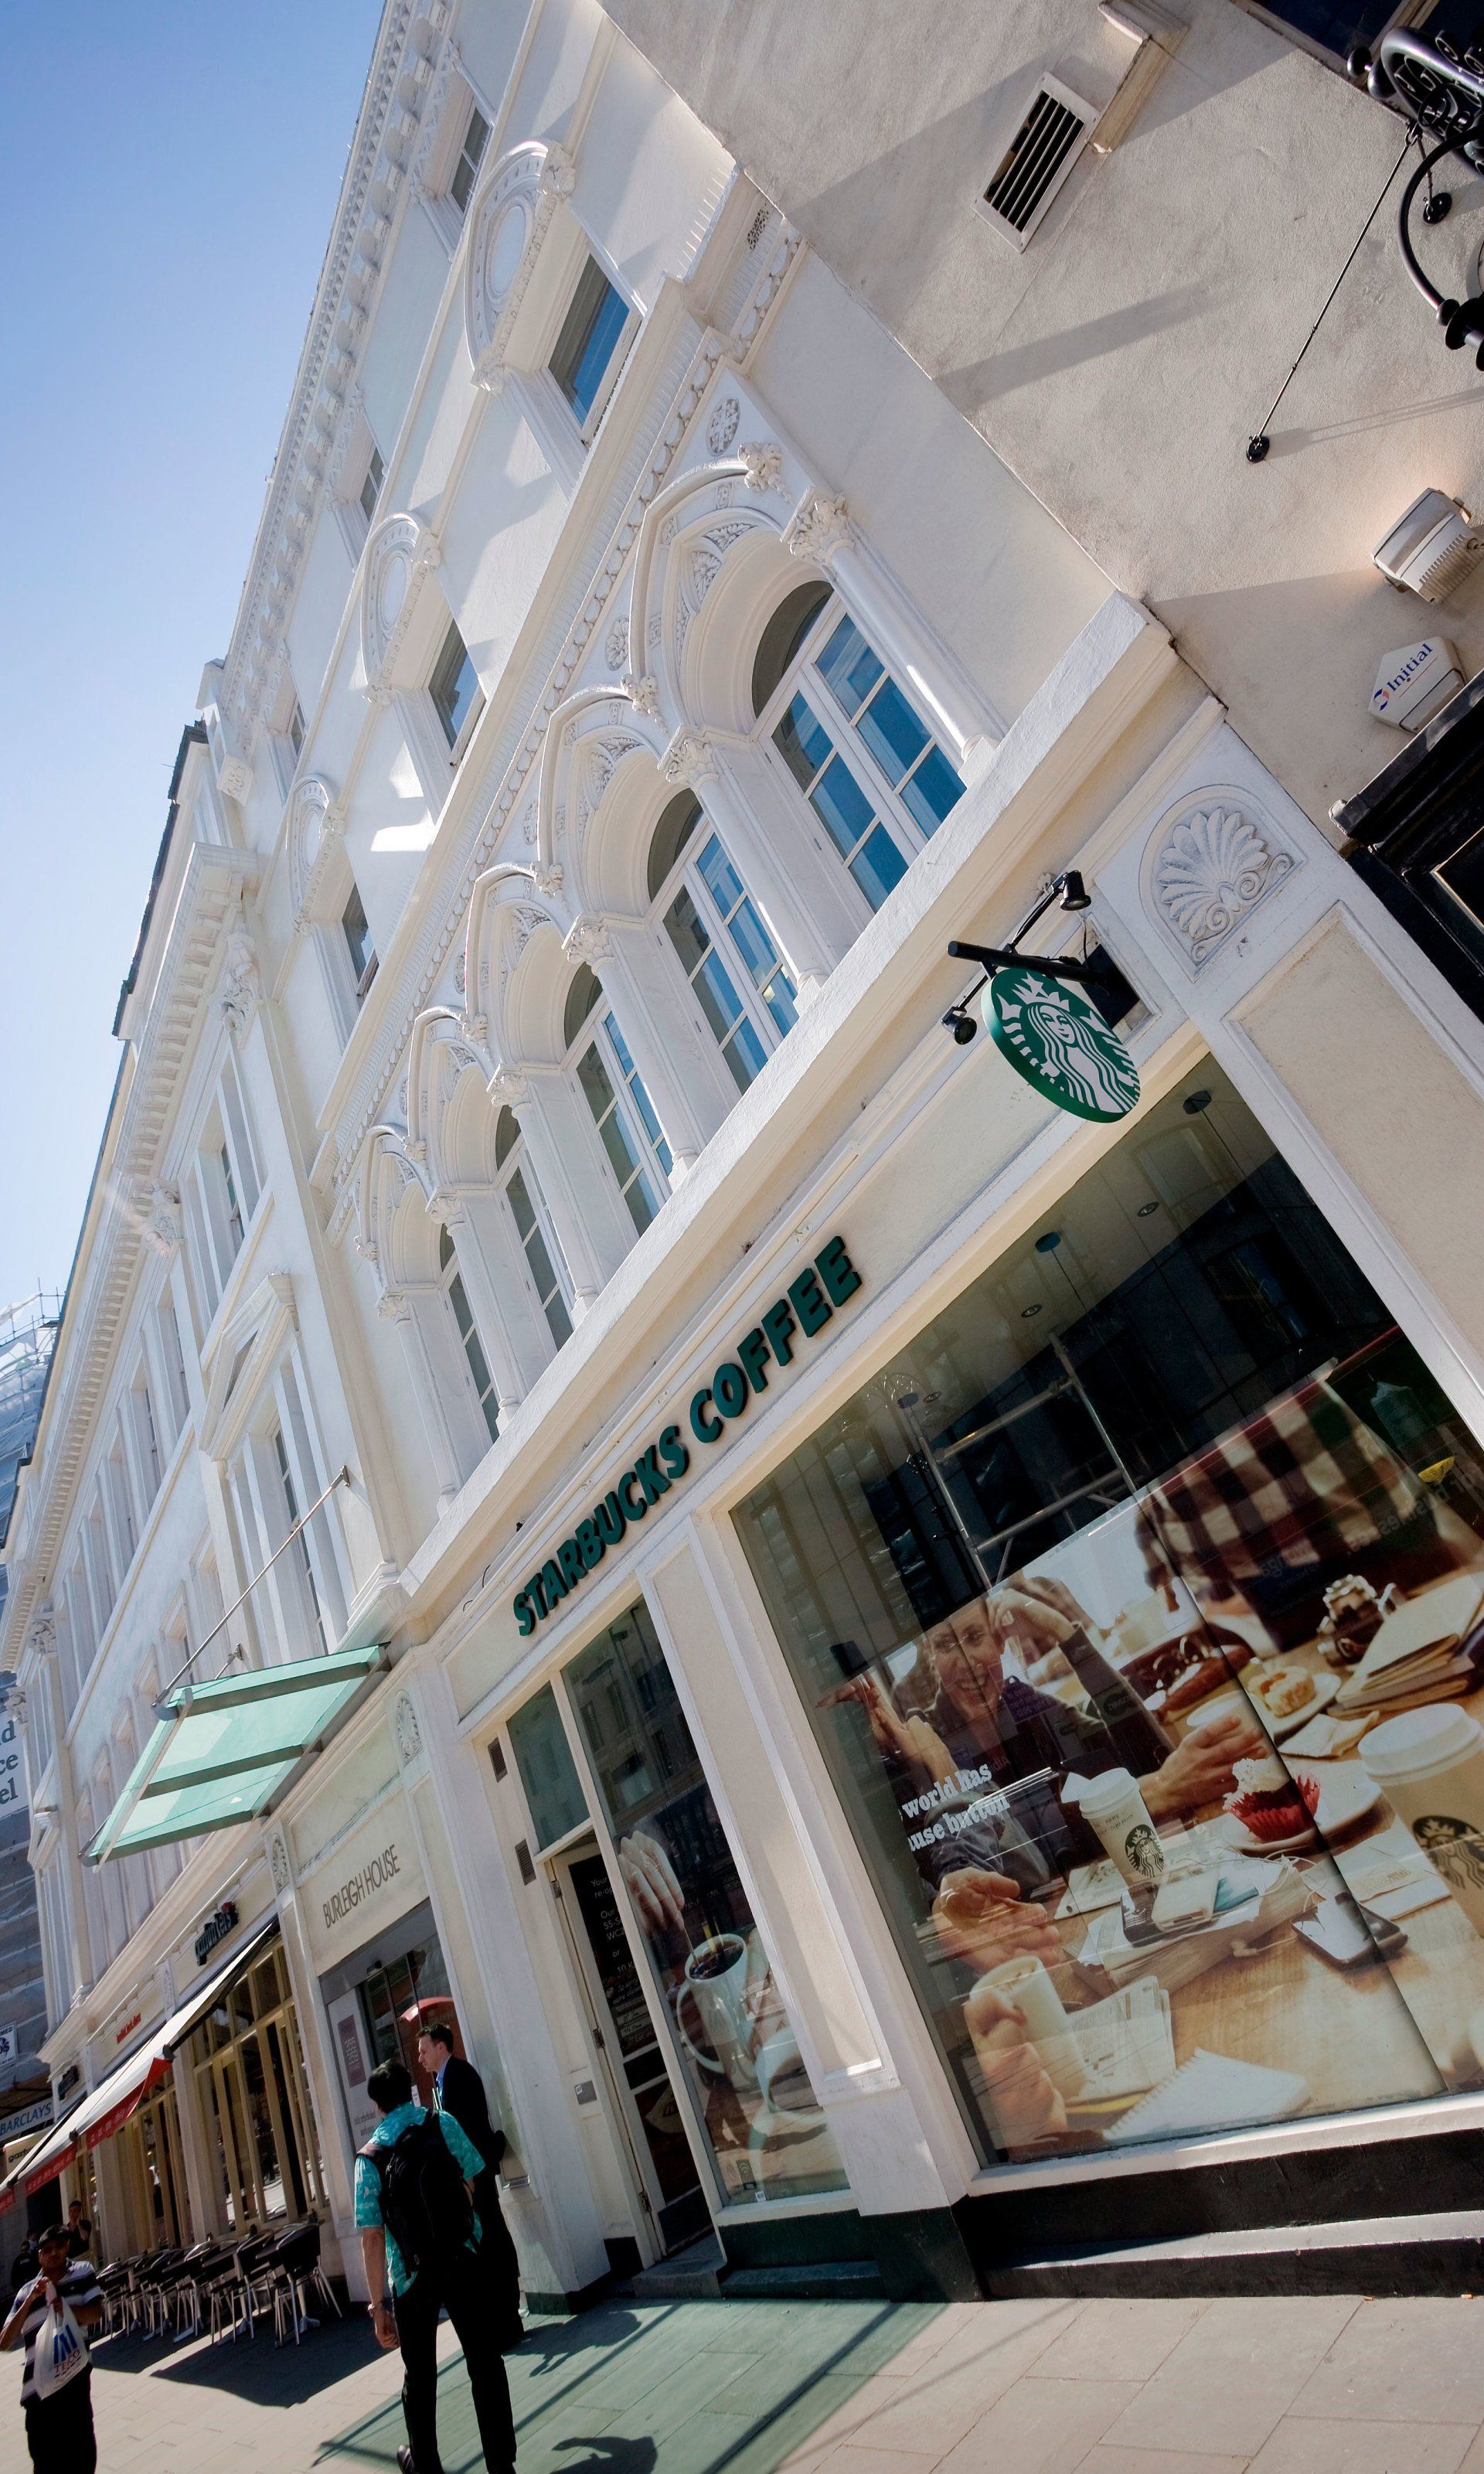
[356,2057,516,2474]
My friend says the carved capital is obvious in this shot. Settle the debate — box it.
[488,1065,530,1109]
[738,440,784,494]
[217,917,262,1031]
[563,914,614,967]
[376,1287,410,1324]
[623,673,660,720]
[783,486,852,568]
[660,727,717,789]
[137,1181,182,1258]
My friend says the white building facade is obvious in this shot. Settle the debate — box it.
[9,0,1484,2306]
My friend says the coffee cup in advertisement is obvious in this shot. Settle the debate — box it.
[1073,1767,1167,1888]
[982,1954,1088,2099]
[679,1932,757,2089]
[1362,1706,1484,1933]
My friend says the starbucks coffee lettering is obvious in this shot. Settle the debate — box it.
[322,1841,402,1934]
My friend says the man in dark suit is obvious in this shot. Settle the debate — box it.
[417,2022,522,2347]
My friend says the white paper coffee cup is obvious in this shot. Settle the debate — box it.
[1362,1706,1484,1934]
[1074,1767,1166,1887]
[983,1954,1088,2098]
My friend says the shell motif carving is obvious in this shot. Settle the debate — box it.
[1151,805,1294,966]
[269,1832,291,1894]
[393,1692,423,1763]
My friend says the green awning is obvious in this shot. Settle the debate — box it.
[86,1646,384,1862]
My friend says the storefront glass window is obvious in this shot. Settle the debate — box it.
[564,1601,849,2205]
[508,1684,589,1849]
[735,1064,1484,2163]
[356,1921,458,2108]
[189,1941,325,2230]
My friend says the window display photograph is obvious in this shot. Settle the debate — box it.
[736,1065,1484,2162]
[563,1603,848,2206]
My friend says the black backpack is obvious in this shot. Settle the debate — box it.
[366,2118,474,2275]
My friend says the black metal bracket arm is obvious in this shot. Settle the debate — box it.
[1350,31,1484,362]
[941,871,1136,1045]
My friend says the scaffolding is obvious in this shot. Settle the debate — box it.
[0,1291,61,1624]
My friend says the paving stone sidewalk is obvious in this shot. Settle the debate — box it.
[9,2289,1484,2474]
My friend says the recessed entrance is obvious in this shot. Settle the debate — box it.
[550,1835,710,2255]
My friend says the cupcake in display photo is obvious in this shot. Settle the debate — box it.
[1224,1751,1319,1845]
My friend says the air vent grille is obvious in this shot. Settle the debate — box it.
[980,80,1094,246]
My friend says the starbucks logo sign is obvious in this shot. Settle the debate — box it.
[982,966,1140,1123]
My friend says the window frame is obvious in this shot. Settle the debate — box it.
[427,615,485,759]
[648,804,799,1096]
[566,982,674,1237]
[494,1111,575,1351]
[438,1225,502,1447]
[547,251,637,444]
[341,880,380,1007]
[754,588,967,918]
[448,100,492,221]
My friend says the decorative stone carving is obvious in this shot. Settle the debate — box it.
[783,486,851,567]
[745,204,771,251]
[1150,803,1295,967]
[624,673,660,718]
[604,617,629,671]
[361,515,441,691]
[376,1287,411,1323]
[288,776,346,932]
[531,862,564,900]
[707,395,741,455]
[660,727,718,788]
[268,1831,291,1895]
[27,1610,56,1659]
[563,915,614,966]
[355,1232,380,1269]
[137,1182,182,1258]
[488,1069,531,1118]
[217,916,261,1031]
[393,1691,424,1763]
[465,141,577,390]
[217,752,254,806]
[738,441,784,494]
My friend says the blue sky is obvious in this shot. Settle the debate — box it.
[0,0,383,1312]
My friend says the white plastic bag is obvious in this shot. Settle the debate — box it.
[30,2285,90,2401]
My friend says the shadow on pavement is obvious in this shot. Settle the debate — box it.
[94,2309,381,2406]
[320,2295,938,2474]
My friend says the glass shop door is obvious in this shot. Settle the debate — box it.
[550,1837,711,2255]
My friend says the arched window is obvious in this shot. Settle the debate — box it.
[494,1108,573,1348]
[564,966,672,1234]
[648,792,798,1092]
[438,1226,500,1445]
[753,584,967,912]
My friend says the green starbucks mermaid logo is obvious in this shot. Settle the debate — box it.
[982,966,1141,1124]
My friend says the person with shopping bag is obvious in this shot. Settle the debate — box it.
[0,2223,104,2473]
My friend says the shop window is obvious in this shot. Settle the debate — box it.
[508,1685,590,1849]
[565,966,672,1235]
[648,793,798,1094]
[189,1941,325,2230]
[757,588,965,915]
[438,1225,501,1447]
[563,1600,848,2207]
[549,255,631,431]
[735,1062,1484,2166]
